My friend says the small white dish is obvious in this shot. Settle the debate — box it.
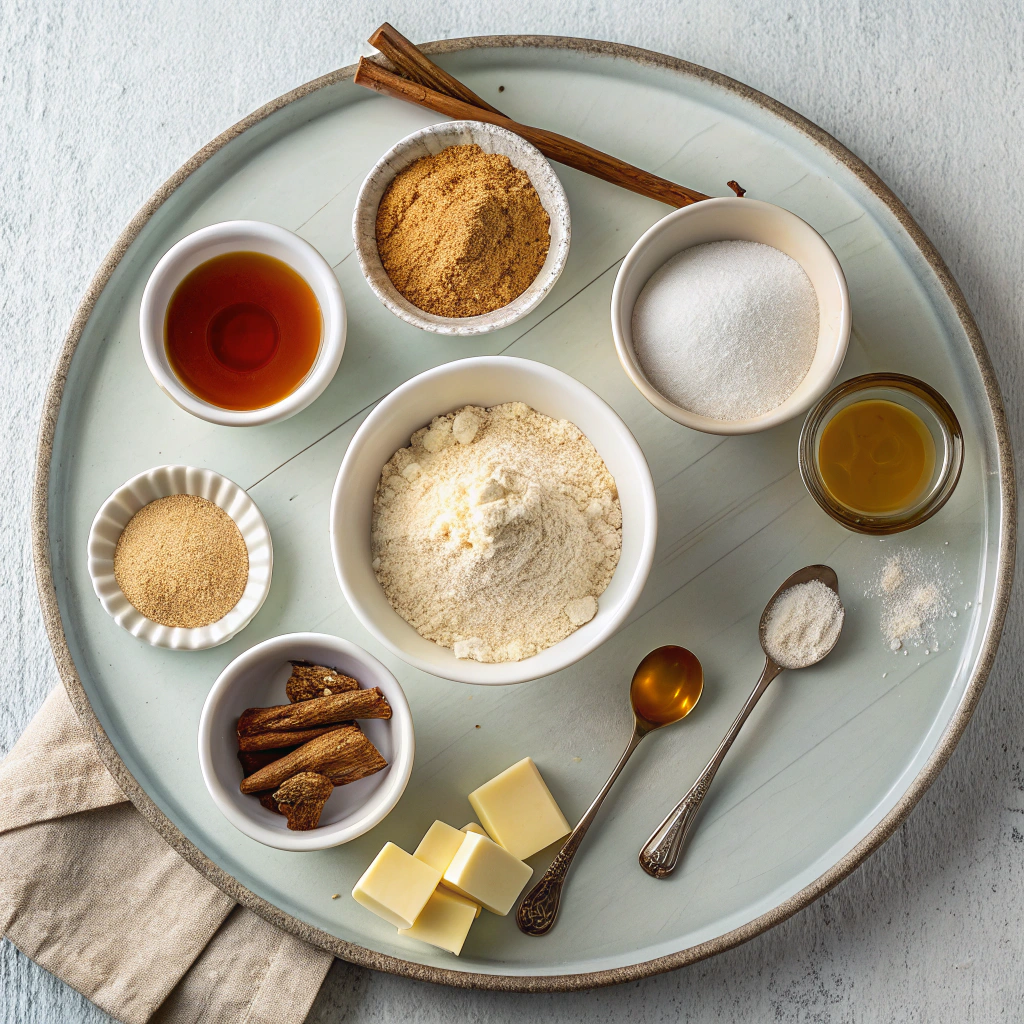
[611,197,851,435]
[87,465,273,650]
[140,220,346,426]
[198,632,414,851]
[352,121,571,336]
[330,356,657,685]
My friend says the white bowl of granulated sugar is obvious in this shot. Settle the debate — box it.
[330,356,657,685]
[611,198,851,435]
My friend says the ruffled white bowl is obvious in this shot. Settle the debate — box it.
[87,465,273,650]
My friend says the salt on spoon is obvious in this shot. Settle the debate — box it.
[639,564,844,878]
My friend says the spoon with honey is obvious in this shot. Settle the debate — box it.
[516,645,704,936]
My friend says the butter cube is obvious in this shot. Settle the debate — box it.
[413,821,466,874]
[351,843,441,929]
[461,822,487,835]
[398,887,480,954]
[442,831,533,916]
[468,757,571,860]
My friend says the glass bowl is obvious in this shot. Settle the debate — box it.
[798,373,963,534]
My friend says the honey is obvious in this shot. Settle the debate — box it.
[630,647,702,726]
[165,251,321,410]
[817,399,936,515]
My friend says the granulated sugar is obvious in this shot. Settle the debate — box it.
[871,547,955,652]
[762,579,845,669]
[631,240,819,420]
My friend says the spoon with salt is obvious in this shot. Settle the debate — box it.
[638,564,843,879]
[516,645,704,936]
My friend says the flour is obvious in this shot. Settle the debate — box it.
[370,402,622,663]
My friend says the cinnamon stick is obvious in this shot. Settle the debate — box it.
[353,57,710,209]
[238,747,296,777]
[237,687,391,736]
[369,23,501,114]
[239,725,387,794]
[238,725,345,751]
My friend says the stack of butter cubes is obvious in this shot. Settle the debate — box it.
[352,757,571,955]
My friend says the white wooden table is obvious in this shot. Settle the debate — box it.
[2,2,1021,1020]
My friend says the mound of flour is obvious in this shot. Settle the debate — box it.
[370,403,622,663]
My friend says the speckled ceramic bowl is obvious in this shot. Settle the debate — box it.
[87,465,273,650]
[352,120,571,336]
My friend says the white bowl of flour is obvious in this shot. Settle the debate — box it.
[330,357,657,685]
[611,198,851,435]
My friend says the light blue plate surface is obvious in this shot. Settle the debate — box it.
[38,39,1014,985]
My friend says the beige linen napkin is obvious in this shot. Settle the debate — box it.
[0,686,334,1024]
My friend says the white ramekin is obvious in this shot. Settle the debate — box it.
[87,465,273,650]
[330,356,657,685]
[352,121,571,336]
[198,632,414,851]
[611,198,851,435]
[140,220,346,426]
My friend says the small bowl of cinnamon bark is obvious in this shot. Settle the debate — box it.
[198,632,414,851]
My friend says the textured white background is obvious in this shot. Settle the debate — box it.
[1,1,1021,1020]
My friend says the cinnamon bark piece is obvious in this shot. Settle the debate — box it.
[237,688,391,736]
[287,662,359,703]
[273,772,334,831]
[239,725,387,795]
[238,725,344,751]
[237,747,298,814]
[238,748,292,775]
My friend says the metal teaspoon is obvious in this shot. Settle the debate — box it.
[638,564,843,879]
[516,645,704,936]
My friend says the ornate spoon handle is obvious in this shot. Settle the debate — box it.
[517,722,647,936]
[639,658,782,879]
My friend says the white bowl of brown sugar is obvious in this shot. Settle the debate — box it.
[352,120,571,336]
[87,465,273,650]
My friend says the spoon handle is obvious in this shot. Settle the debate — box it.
[639,658,782,878]
[517,722,646,936]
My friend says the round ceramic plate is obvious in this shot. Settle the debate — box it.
[32,37,1015,990]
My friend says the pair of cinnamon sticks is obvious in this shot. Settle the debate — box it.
[236,662,392,830]
[354,23,744,208]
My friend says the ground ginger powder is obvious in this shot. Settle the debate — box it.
[375,144,551,318]
[113,494,249,628]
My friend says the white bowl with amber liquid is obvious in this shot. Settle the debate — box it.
[140,220,346,426]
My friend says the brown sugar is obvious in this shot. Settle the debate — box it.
[113,494,248,628]
[375,144,551,318]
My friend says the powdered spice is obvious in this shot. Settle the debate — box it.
[375,144,551,318]
[113,494,248,628]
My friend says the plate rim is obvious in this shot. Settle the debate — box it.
[30,34,1017,992]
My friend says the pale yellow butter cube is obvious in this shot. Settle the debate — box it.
[413,821,466,874]
[468,757,571,860]
[442,831,533,916]
[351,842,442,929]
[398,887,480,954]
[461,822,487,835]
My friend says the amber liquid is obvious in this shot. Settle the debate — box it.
[165,251,322,410]
[630,647,702,726]
[818,399,936,515]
